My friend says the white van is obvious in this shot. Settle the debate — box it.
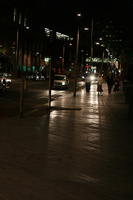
[53,74,69,89]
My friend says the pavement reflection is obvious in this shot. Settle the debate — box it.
[0,82,133,199]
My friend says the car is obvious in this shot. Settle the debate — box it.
[0,73,12,87]
[53,74,69,89]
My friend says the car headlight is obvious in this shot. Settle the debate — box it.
[90,75,95,81]
[62,81,66,85]
[6,79,11,82]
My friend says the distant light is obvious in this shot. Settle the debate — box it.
[13,8,16,22]
[95,42,100,45]
[70,37,73,41]
[56,32,71,40]
[44,57,50,62]
[26,26,29,30]
[45,28,52,37]
[84,27,89,31]
[77,13,82,17]
[19,13,22,25]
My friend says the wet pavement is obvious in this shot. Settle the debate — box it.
[0,82,133,200]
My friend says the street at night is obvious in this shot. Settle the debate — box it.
[0,82,133,199]
[0,79,84,119]
[1,0,133,199]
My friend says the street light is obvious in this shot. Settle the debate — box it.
[73,26,80,97]
[81,49,84,70]
[90,18,94,64]
[73,13,90,96]
[73,13,81,97]
[73,17,91,96]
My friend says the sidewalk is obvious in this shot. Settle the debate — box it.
[0,83,133,200]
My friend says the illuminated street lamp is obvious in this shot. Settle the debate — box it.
[90,18,94,64]
[73,13,82,97]
[73,16,91,96]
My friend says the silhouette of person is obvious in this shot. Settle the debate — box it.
[106,71,114,94]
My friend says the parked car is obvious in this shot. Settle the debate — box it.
[0,73,12,87]
[53,74,69,89]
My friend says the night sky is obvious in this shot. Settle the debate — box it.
[35,0,133,36]
[1,0,133,37]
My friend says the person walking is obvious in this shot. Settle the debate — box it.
[106,71,114,94]
[97,74,104,95]
[2,77,7,92]
[85,74,91,92]
[113,74,120,92]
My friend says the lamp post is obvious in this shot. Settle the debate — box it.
[81,49,84,70]
[48,30,56,110]
[73,13,81,97]
[90,18,94,65]
[61,45,65,72]
[73,26,80,97]
[101,51,105,73]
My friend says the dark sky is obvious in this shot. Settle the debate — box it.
[2,0,132,36]
[37,0,133,35]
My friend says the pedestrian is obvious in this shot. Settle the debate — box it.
[113,74,120,92]
[97,74,104,95]
[106,71,114,94]
[2,77,7,92]
[85,74,91,92]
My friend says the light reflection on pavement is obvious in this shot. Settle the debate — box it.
[0,82,133,199]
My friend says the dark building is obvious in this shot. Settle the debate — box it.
[0,1,74,76]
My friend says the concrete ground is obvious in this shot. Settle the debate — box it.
[0,82,133,200]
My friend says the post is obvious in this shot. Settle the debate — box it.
[81,49,84,70]
[90,18,94,64]
[73,27,79,97]
[101,51,105,73]
[48,59,52,109]
[19,75,24,118]
[16,28,19,68]
[62,45,65,70]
